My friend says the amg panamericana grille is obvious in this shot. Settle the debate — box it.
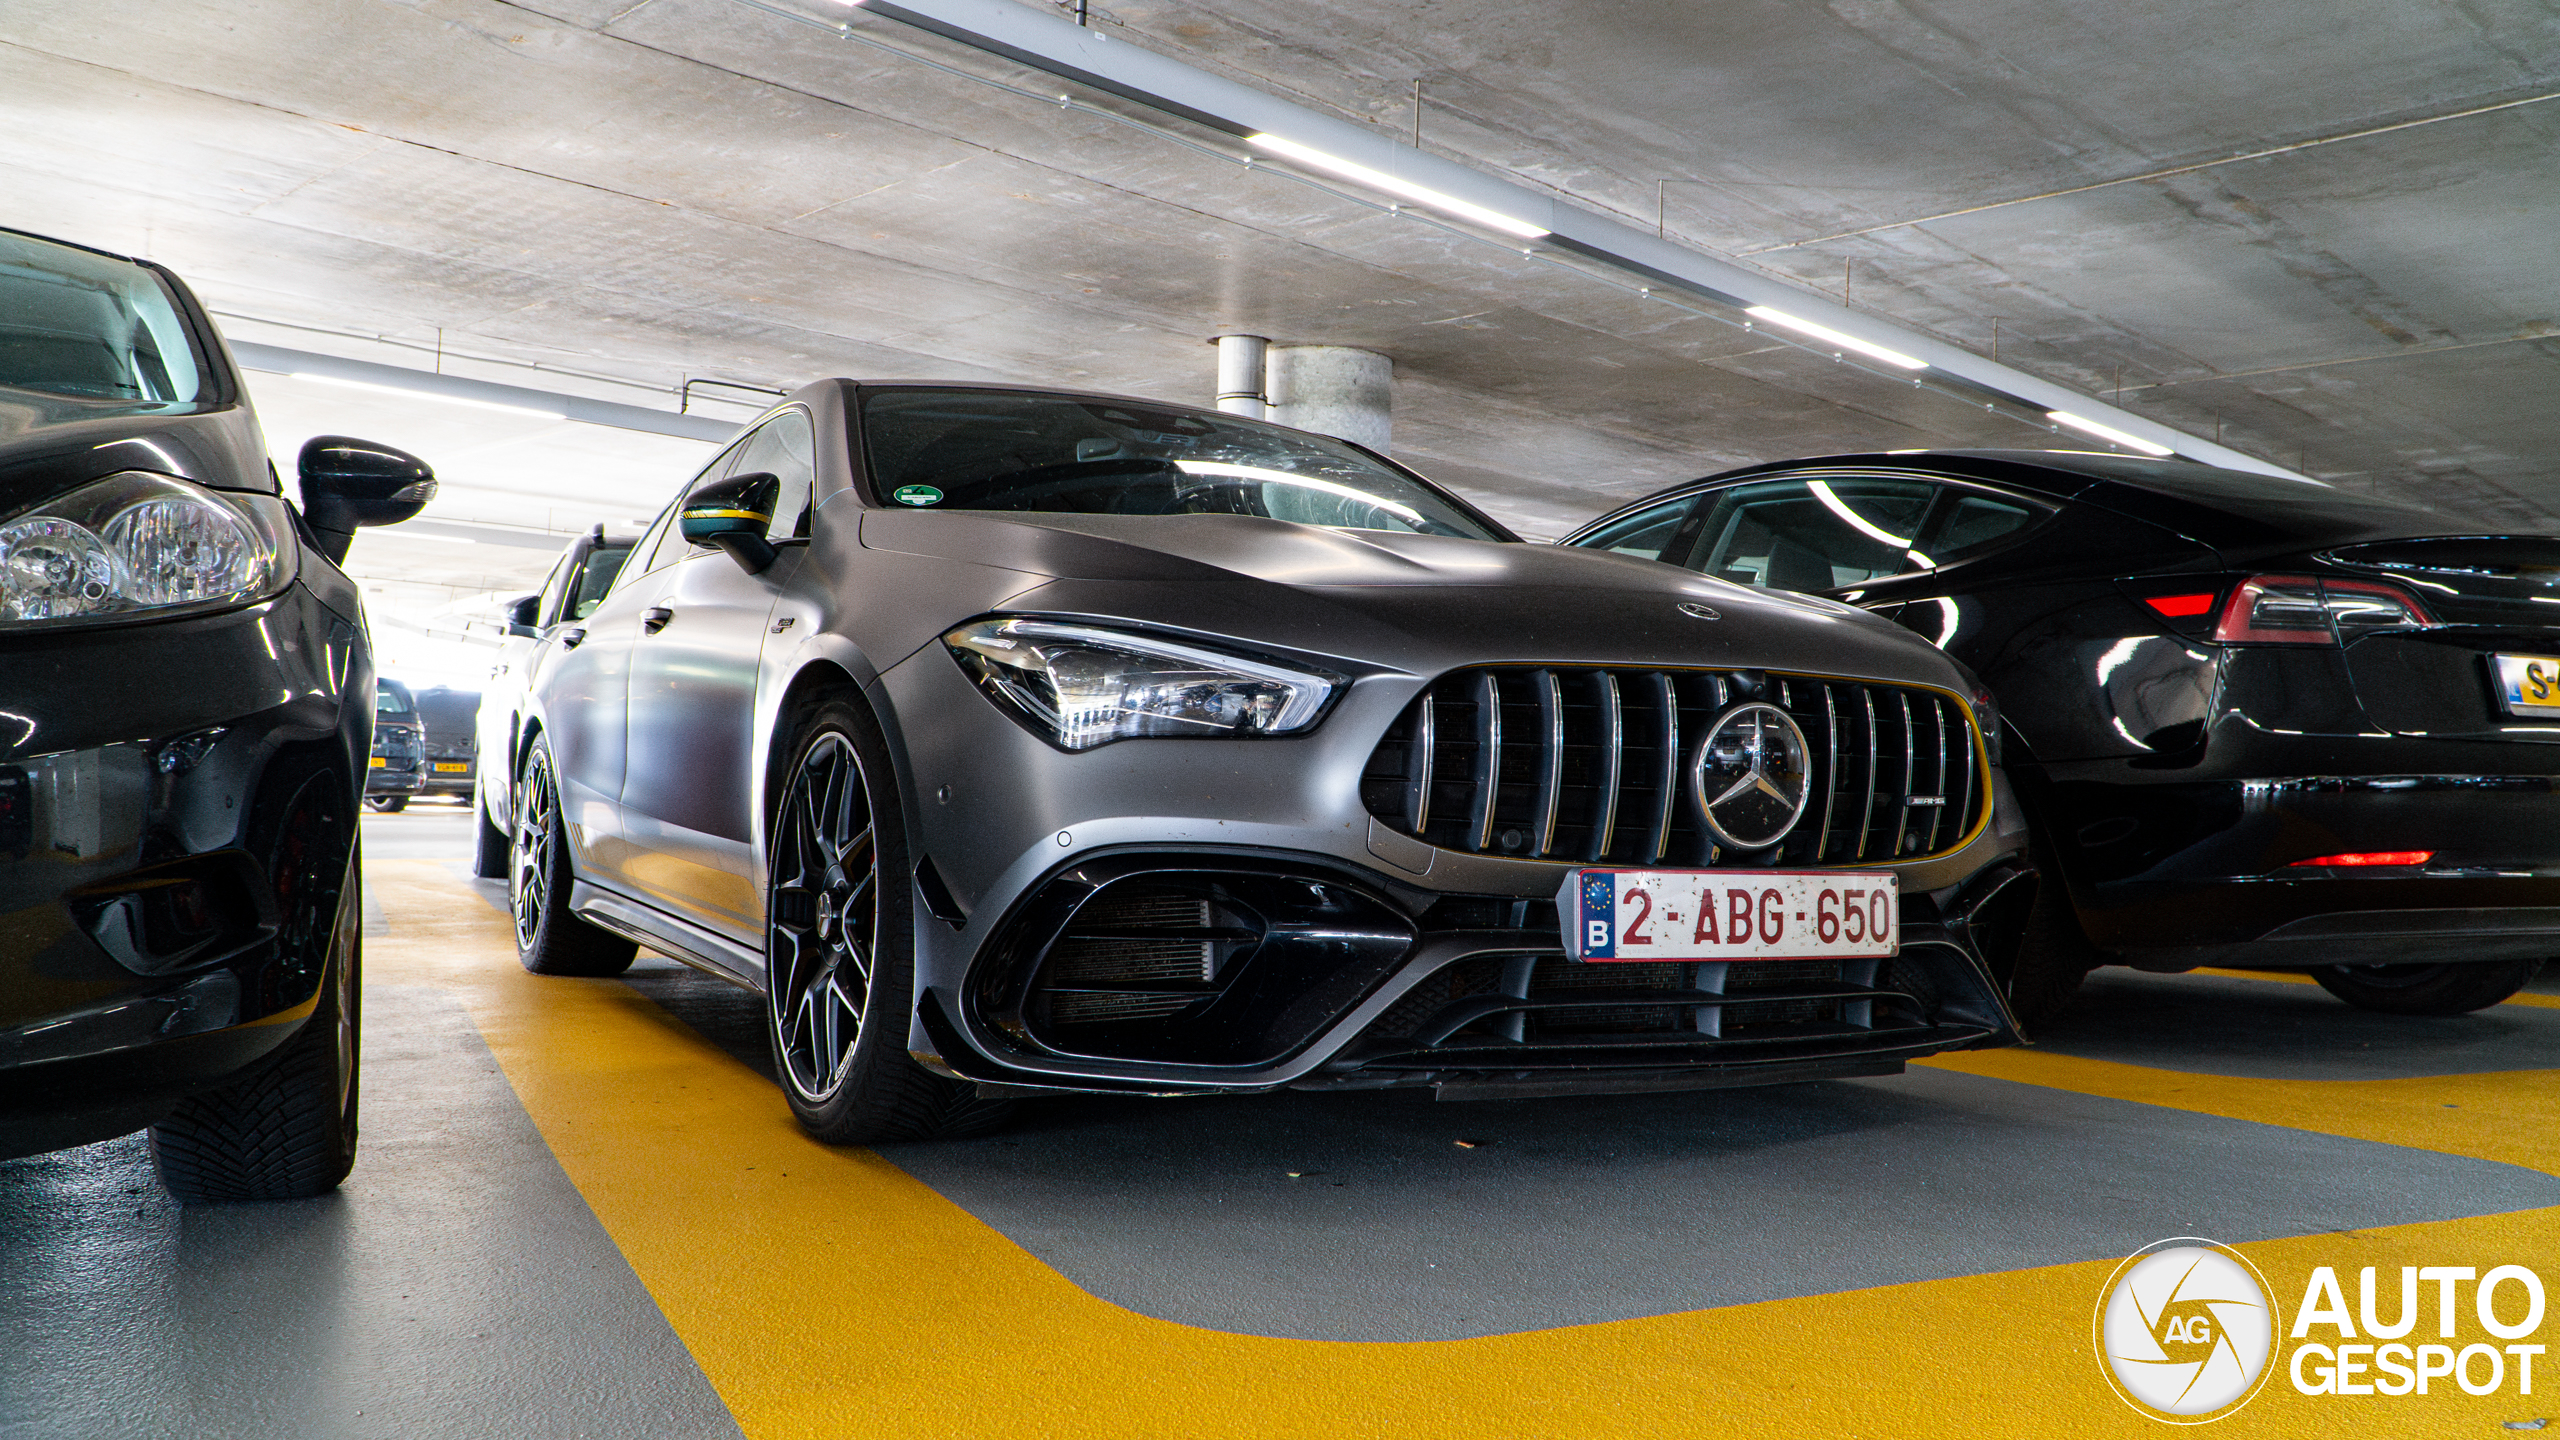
[1359,667,1984,866]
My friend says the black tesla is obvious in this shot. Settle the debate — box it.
[1561,449,2558,1021]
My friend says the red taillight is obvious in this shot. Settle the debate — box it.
[2287,851,2433,867]
[2212,575,2435,645]
[2144,592,2218,618]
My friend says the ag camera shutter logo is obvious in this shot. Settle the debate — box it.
[2095,1238,2280,1423]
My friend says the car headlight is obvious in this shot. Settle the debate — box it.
[1,472,288,629]
[944,618,1342,751]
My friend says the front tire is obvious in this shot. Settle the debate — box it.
[2312,960,2539,1016]
[2005,848,2096,1028]
[764,694,1009,1144]
[152,839,362,1203]
[510,737,635,977]
[364,794,408,814]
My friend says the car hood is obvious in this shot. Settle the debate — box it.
[860,509,1969,689]
[0,389,275,515]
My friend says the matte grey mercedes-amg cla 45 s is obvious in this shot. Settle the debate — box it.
[484,380,2035,1142]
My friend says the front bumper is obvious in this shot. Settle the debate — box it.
[879,640,2032,1098]
[0,588,367,1157]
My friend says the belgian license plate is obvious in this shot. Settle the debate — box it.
[368,756,386,768]
[1559,869,1898,962]
[2491,653,2560,717]
[434,761,469,773]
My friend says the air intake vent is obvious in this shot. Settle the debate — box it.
[1358,668,1983,866]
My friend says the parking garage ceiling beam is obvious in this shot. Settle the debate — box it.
[825,0,2305,480]
[229,342,742,444]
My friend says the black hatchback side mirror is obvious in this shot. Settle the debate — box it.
[502,593,541,638]
[681,471,779,574]
[299,435,436,565]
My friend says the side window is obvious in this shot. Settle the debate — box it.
[1575,497,1695,563]
[1692,477,1935,593]
[1919,491,2048,568]
[533,553,574,628]
[722,409,818,542]
[567,545,633,619]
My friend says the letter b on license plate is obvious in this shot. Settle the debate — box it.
[1559,869,1898,961]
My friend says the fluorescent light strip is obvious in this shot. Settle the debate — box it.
[1744,307,1926,371]
[2047,410,2174,457]
[287,372,566,422]
[1246,134,1549,239]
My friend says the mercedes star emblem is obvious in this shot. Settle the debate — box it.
[1677,602,1721,620]
[1690,702,1813,850]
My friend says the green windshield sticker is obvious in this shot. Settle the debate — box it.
[892,485,943,507]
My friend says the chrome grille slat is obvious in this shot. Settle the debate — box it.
[1895,692,1916,856]
[1362,668,1983,867]
[1589,672,1623,862]
[1471,671,1502,852]
[1533,669,1564,855]
[1406,692,1435,835]
[1649,672,1679,864]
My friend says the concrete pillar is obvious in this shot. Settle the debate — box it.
[1212,334,1268,419]
[1267,345,1391,454]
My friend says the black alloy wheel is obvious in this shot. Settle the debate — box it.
[2312,960,2540,1016]
[764,695,1009,1144]
[510,737,635,977]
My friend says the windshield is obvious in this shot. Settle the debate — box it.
[0,229,208,406]
[859,388,1507,541]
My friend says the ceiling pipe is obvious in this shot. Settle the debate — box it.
[828,0,2306,481]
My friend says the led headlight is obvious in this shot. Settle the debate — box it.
[1,472,287,628]
[945,618,1342,751]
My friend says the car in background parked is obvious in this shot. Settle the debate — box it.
[410,685,481,802]
[489,380,2036,1146]
[470,524,635,873]
[0,223,429,1197]
[1561,449,2559,1021]
[365,678,425,813]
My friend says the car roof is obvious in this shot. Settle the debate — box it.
[1580,447,2471,552]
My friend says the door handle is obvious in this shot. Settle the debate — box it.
[559,627,586,649]
[642,607,675,634]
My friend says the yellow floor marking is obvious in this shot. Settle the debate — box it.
[364,861,2560,1439]
[2192,965,2560,1008]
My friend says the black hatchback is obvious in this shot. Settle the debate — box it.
[0,225,428,1196]
[1562,449,2558,1022]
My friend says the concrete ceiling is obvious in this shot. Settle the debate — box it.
[6,0,2556,543]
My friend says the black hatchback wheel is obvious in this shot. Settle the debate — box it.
[764,694,1010,1144]
[2312,960,2539,1016]
[510,737,635,977]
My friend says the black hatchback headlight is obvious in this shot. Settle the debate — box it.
[944,618,1343,751]
[0,472,289,630]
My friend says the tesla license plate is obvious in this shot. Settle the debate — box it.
[2492,653,2560,717]
[1559,869,1898,962]
[368,756,386,768]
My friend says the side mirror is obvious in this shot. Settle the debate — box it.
[503,594,540,638]
[680,471,779,574]
[299,436,436,566]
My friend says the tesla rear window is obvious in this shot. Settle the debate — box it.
[0,230,207,406]
[858,389,1505,540]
